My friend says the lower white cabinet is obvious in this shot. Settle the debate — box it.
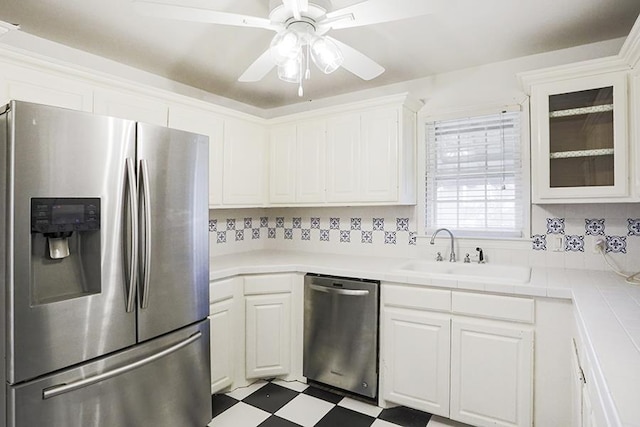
[245,292,292,379]
[209,277,243,394]
[450,319,533,427]
[382,307,450,416]
[381,283,536,427]
[243,273,298,380]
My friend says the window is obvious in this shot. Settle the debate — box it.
[424,109,525,238]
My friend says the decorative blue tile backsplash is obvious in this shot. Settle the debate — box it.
[211,216,417,246]
[532,216,638,254]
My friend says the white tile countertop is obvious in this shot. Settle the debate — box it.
[210,250,640,427]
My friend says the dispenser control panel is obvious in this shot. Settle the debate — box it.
[31,198,100,233]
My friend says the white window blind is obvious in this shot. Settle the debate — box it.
[425,111,524,237]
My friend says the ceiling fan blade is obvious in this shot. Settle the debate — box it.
[324,0,441,30]
[238,49,276,82]
[327,37,384,81]
[132,0,280,31]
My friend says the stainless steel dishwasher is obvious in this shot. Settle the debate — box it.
[303,274,379,399]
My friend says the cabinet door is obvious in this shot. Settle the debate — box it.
[326,113,361,202]
[531,72,628,202]
[269,124,297,204]
[296,119,326,203]
[450,319,533,427]
[209,298,235,393]
[223,117,268,206]
[245,293,291,379]
[0,62,93,111]
[169,105,225,206]
[93,88,168,126]
[382,307,450,417]
[361,107,399,201]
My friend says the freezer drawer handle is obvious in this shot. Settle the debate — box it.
[42,331,202,400]
[125,158,139,313]
[308,284,369,296]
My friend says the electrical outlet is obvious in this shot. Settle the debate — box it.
[590,236,606,254]
[551,235,564,252]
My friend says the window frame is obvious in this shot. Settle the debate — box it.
[416,101,531,240]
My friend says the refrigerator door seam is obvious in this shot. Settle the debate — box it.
[42,331,203,400]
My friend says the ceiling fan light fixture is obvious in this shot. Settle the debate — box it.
[277,55,302,83]
[310,36,343,74]
[270,29,301,65]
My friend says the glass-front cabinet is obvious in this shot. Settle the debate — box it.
[530,72,629,202]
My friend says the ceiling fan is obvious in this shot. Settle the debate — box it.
[132,0,438,96]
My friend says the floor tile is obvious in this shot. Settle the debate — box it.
[272,379,309,393]
[371,419,402,427]
[302,385,344,404]
[244,382,300,413]
[315,406,376,427]
[275,394,335,427]
[338,396,383,418]
[208,402,270,427]
[258,415,303,427]
[378,406,432,427]
[211,393,238,418]
[427,415,475,427]
[226,380,269,401]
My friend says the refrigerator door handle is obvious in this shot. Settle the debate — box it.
[139,158,152,309]
[42,331,203,400]
[125,158,138,313]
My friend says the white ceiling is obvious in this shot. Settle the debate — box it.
[1,0,639,109]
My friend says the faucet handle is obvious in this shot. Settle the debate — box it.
[476,247,485,264]
[463,253,470,263]
[436,252,443,262]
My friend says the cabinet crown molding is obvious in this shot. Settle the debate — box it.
[620,14,640,70]
[518,56,630,94]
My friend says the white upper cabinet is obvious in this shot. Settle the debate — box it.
[223,117,268,206]
[296,120,327,203]
[632,70,640,197]
[94,87,168,126]
[522,65,633,203]
[361,107,400,201]
[326,112,361,202]
[269,124,299,204]
[168,105,224,206]
[269,119,326,204]
[0,62,93,112]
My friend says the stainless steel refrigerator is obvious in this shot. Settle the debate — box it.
[0,100,211,427]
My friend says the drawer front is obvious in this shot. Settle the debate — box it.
[244,273,294,295]
[452,292,534,323]
[209,277,237,304]
[383,284,451,312]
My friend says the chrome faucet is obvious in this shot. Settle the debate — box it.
[430,228,456,262]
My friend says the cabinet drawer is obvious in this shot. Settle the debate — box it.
[244,274,293,295]
[383,284,451,312]
[452,292,534,324]
[209,278,236,304]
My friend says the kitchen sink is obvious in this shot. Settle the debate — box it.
[397,260,531,284]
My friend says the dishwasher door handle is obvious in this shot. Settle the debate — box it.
[309,284,370,296]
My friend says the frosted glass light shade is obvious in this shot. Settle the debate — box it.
[278,56,301,83]
[270,29,301,65]
[310,36,343,74]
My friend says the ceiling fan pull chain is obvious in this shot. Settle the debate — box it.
[298,55,304,96]
[305,43,311,80]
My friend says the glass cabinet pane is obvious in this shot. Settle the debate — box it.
[548,87,614,188]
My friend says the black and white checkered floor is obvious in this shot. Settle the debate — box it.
[208,379,473,427]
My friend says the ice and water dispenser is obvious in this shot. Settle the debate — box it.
[30,198,101,304]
